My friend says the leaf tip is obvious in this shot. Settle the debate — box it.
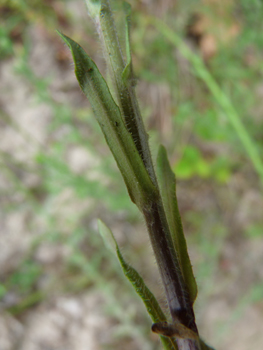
[97,219,117,253]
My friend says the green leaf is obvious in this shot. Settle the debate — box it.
[156,145,198,304]
[57,31,157,208]
[99,1,158,186]
[97,220,178,350]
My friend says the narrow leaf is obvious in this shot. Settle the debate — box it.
[99,1,158,186]
[156,145,198,304]
[57,31,157,208]
[97,220,178,350]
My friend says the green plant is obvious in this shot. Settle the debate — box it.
[57,1,215,349]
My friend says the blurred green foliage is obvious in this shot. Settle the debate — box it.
[7,260,42,295]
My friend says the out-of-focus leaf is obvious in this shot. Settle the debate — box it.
[97,220,178,350]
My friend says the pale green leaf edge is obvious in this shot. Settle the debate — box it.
[97,219,178,350]
[122,1,132,83]
[156,145,198,304]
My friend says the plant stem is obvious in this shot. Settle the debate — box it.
[69,3,215,349]
[97,5,201,348]
[143,199,201,350]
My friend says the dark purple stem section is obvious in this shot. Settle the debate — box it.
[143,199,200,350]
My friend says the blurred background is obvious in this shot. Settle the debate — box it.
[0,0,263,349]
